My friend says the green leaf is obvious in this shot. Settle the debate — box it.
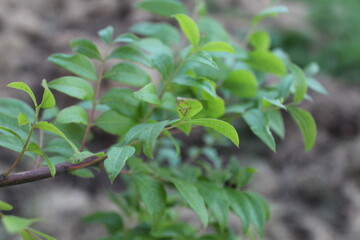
[70,38,102,60]
[188,51,218,69]
[82,211,123,234]
[114,33,139,43]
[133,83,160,105]
[247,50,286,76]
[48,76,94,101]
[107,45,152,67]
[40,80,56,109]
[98,26,114,44]
[100,88,140,118]
[36,121,78,153]
[261,97,286,110]
[0,201,13,211]
[0,98,35,122]
[223,70,258,98]
[7,82,37,107]
[198,17,231,42]
[70,168,94,178]
[0,134,24,154]
[27,143,56,177]
[17,113,29,126]
[252,5,289,26]
[2,216,41,234]
[197,182,229,231]
[135,0,187,17]
[288,107,317,152]
[199,41,235,53]
[133,174,166,225]
[173,14,200,47]
[105,146,135,183]
[243,109,276,151]
[104,62,150,87]
[201,96,225,119]
[173,76,217,98]
[26,228,56,240]
[130,22,180,46]
[0,113,31,141]
[171,179,208,227]
[185,118,239,147]
[48,54,97,81]
[249,31,270,51]
[94,110,136,136]
[289,63,308,103]
[176,98,203,120]
[266,110,285,139]
[307,77,327,95]
[68,151,95,163]
[56,106,88,125]
[125,120,169,158]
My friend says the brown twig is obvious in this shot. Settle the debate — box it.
[0,155,107,188]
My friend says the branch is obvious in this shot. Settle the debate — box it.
[0,155,107,188]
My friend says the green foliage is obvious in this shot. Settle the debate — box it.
[0,1,323,239]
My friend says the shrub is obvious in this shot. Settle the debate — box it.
[0,1,322,239]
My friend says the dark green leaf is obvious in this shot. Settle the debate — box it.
[0,98,35,122]
[114,33,139,43]
[172,179,208,226]
[135,0,187,17]
[266,110,285,139]
[82,211,123,234]
[70,168,94,178]
[48,54,97,81]
[107,45,152,67]
[104,62,150,87]
[289,63,307,103]
[56,106,88,125]
[133,174,166,225]
[48,76,94,101]
[94,110,136,136]
[288,107,317,152]
[70,38,102,60]
[105,146,135,183]
[188,51,218,69]
[243,109,275,151]
[133,83,160,105]
[173,76,217,98]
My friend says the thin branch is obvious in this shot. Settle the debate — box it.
[0,155,107,188]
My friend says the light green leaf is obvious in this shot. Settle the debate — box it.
[130,22,180,46]
[201,96,225,119]
[114,33,139,43]
[200,41,235,53]
[98,26,114,44]
[40,80,56,109]
[172,179,208,227]
[26,228,57,240]
[94,110,136,136]
[197,182,229,231]
[7,82,37,107]
[48,54,97,81]
[288,107,317,152]
[56,106,88,125]
[0,201,13,211]
[185,118,239,147]
[173,14,200,47]
[135,0,187,17]
[307,77,327,95]
[2,216,41,234]
[289,63,307,103]
[176,98,203,120]
[107,45,152,67]
[261,97,286,110]
[70,38,102,60]
[252,5,289,26]
[125,120,169,158]
[243,109,276,151]
[133,174,166,225]
[36,121,78,153]
[48,76,94,101]
[223,70,258,98]
[133,83,160,105]
[266,110,285,139]
[189,51,218,69]
[249,31,270,51]
[17,112,29,126]
[27,143,56,177]
[104,62,150,87]
[105,146,135,183]
[248,50,286,76]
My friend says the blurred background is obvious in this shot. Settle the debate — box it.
[1,0,360,239]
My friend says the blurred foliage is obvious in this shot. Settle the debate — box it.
[274,0,360,82]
